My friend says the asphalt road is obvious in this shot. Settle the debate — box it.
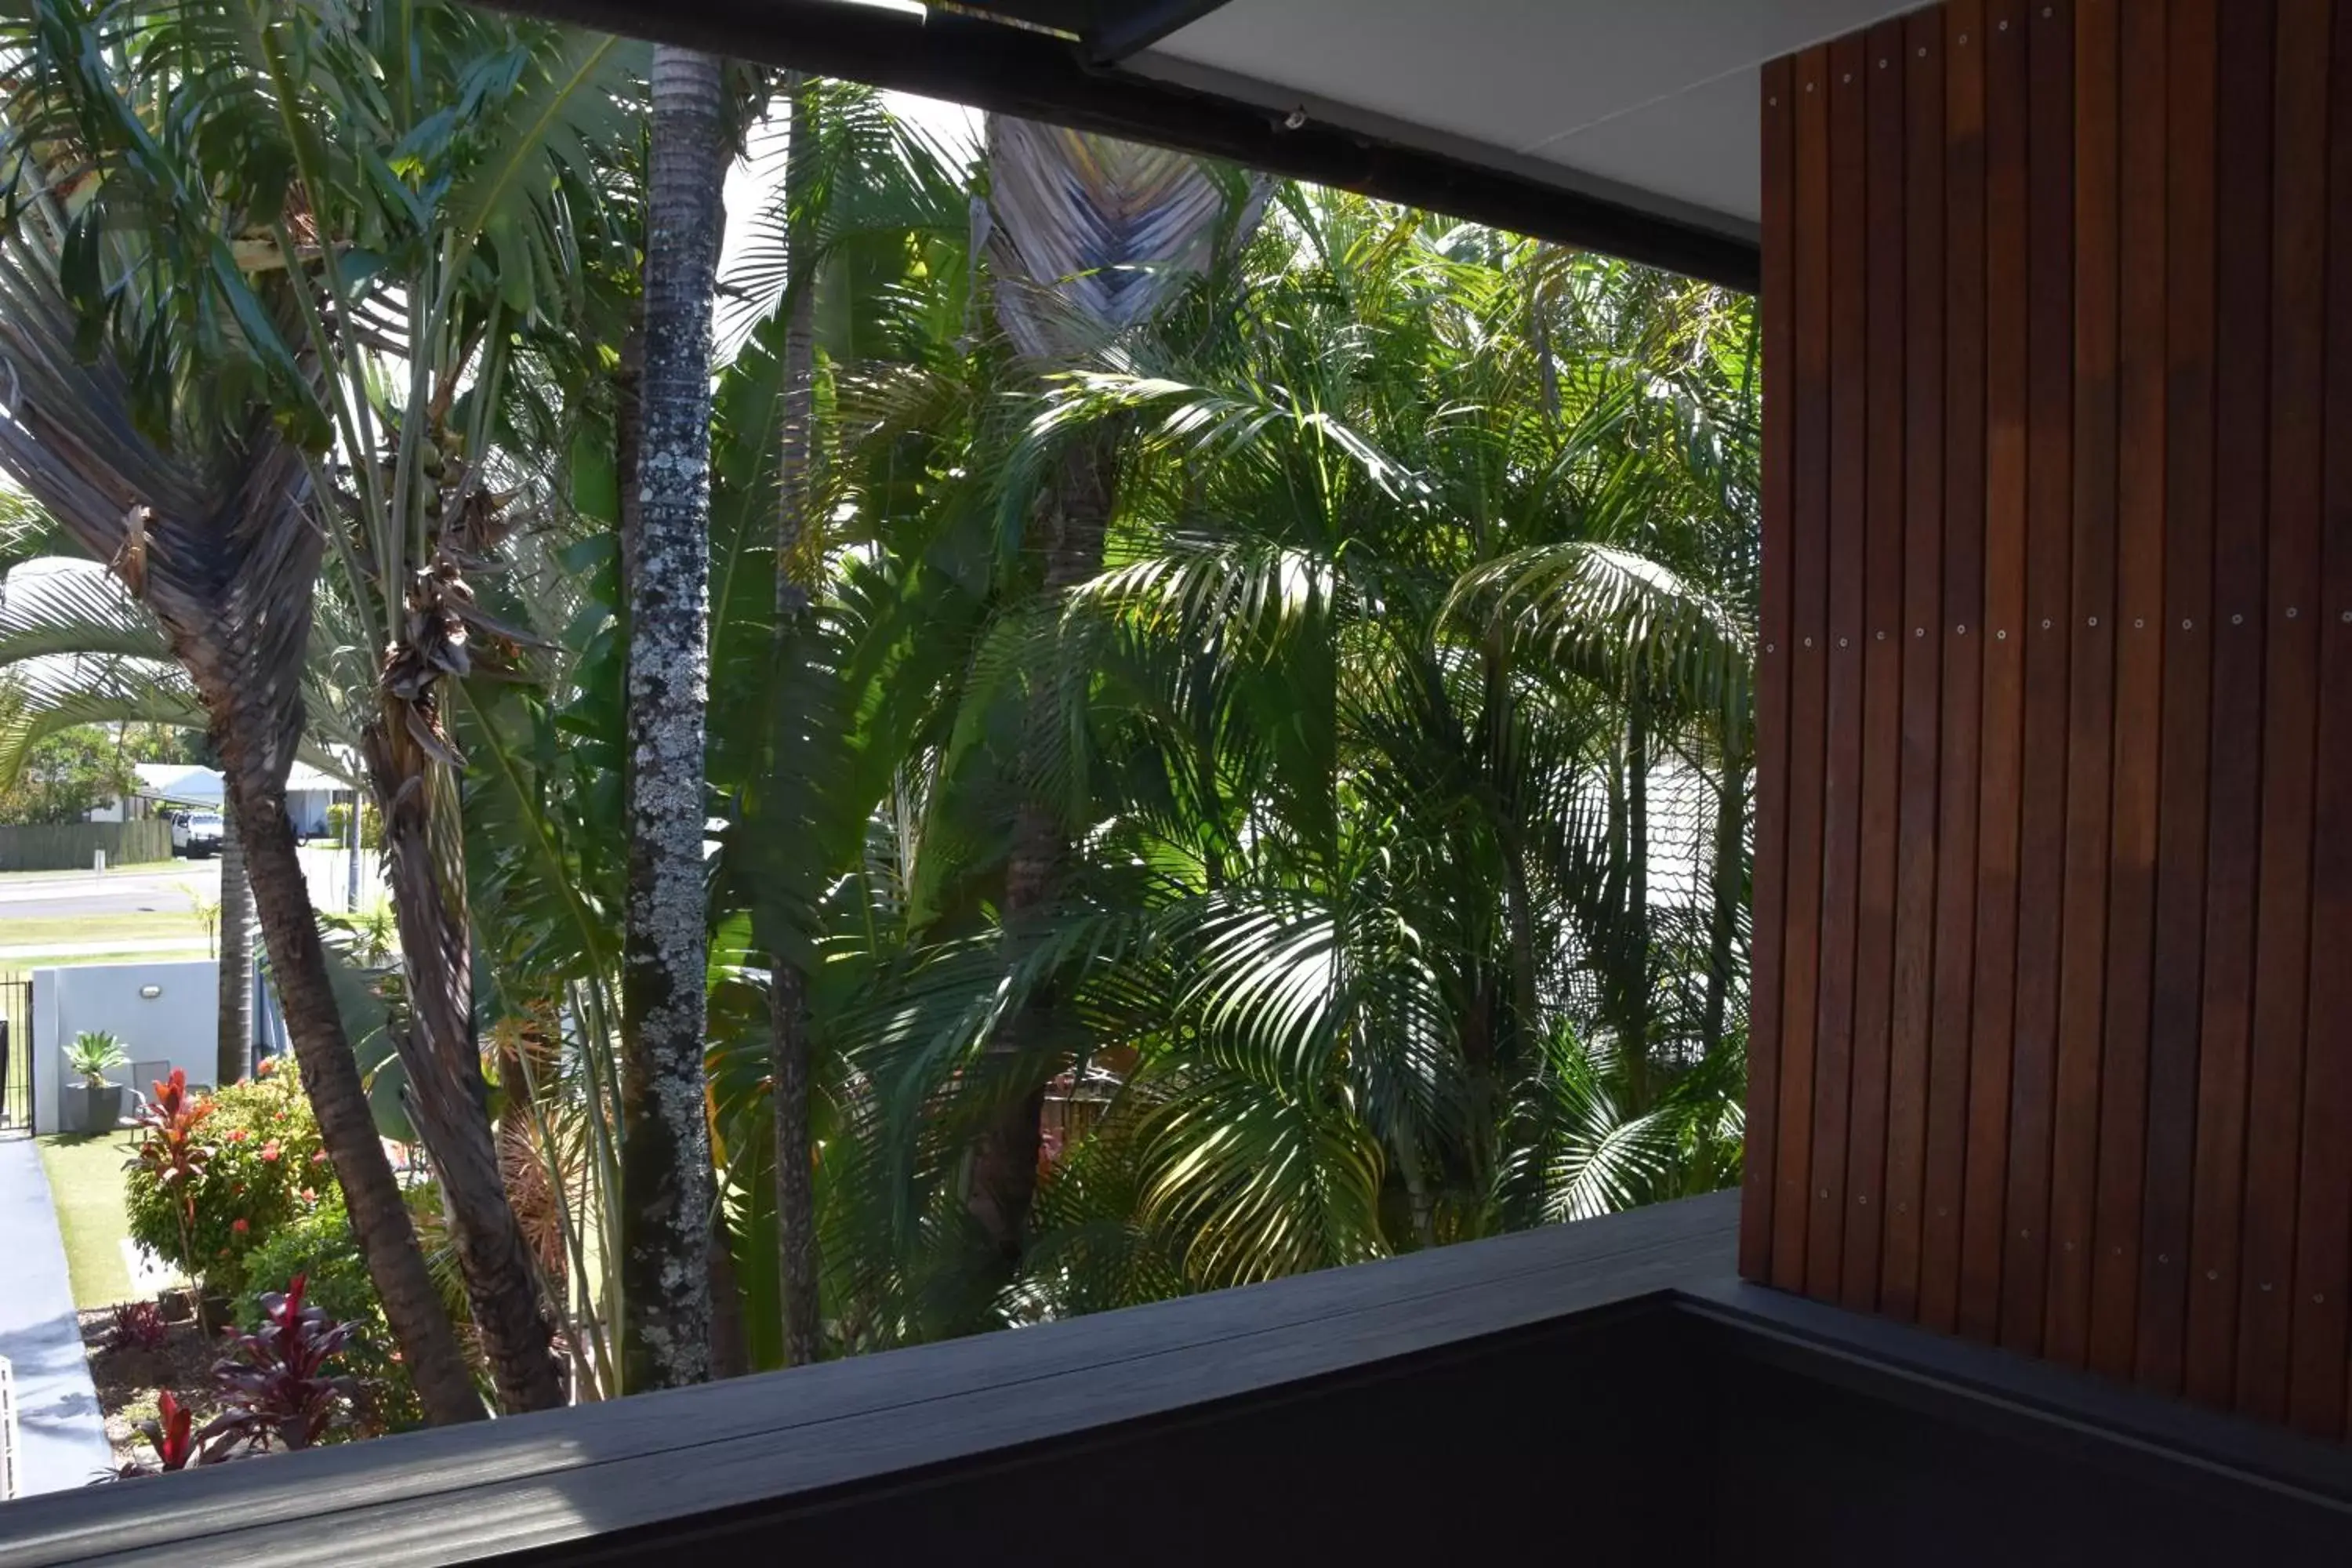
[0,846,380,921]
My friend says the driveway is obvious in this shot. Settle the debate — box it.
[0,1136,111,1495]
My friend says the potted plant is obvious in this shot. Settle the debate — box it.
[63,1030,130,1131]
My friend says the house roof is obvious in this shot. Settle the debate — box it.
[490,0,1922,287]
[132,762,347,804]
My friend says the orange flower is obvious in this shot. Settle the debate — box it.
[227,1128,249,1143]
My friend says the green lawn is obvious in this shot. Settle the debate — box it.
[35,1132,141,1310]
[1,949,211,971]
[0,910,209,950]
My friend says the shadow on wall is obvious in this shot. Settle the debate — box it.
[27,961,267,1134]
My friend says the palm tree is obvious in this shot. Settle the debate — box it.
[967,117,1268,1266]
[618,40,728,1393]
[769,68,823,1371]
[0,234,488,1426]
[3,0,647,1414]
[698,77,971,1366]
[216,797,252,1086]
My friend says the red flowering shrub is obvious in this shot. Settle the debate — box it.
[125,1062,335,1296]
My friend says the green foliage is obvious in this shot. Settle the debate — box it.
[0,720,132,825]
[9,19,1762,1392]
[125,1062,334,1297]
[323,800,382,849]
[0,485,60,568]
[236,1192,426,1436]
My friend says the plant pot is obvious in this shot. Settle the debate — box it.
[64,1081,126,1131]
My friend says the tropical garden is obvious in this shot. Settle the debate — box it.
[0,0,1759,1464]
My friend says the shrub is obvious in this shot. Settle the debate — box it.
[126,1062,334,1297]
[207,1274,361,1453]
[125,1069,211,1298]
[104,1299,170,1353]
[125,1390,227,1475]
[235,1190,426,1434]
[324,800,380,849]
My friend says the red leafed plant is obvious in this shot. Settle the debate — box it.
[129,1391,224,1473]
[128,1069,214,1317]
[104,1299,171,1353]
[129,1069,212,1192]
[205,1273,360,1452]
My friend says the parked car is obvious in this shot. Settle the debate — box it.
[172,811,223,858]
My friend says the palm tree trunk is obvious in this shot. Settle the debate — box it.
[1699,751,1749,1058]
[367,725,566,1414]
[220,739,484,1426]
[216,797,252,1087]
[971,428,1120,1263]
[620,42,728,1392]
[769,70,826,1373]
[345,788,361,912]
[1624,688,1652,1109]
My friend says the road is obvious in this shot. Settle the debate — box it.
[0,847,382,922]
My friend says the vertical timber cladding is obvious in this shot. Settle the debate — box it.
[1747,0,2352,1440]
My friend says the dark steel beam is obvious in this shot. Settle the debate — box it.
[482,0,1760,291]
[1085,0,1238,64]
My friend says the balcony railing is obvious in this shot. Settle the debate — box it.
[2,1191,2345,1565]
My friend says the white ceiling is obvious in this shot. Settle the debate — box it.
[1133,0,1925,237]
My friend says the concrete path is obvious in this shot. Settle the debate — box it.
[0,1138,112,1496]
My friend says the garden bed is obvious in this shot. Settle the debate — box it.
[76,1304,215,1475]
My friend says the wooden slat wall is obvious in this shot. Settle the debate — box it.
[1748,0,2352,1439]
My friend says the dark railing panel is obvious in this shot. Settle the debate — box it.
[6,1193,2347,1566]
[0,973,29,1134]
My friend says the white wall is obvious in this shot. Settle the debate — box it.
[32,960,219,1132]
[288,788,333,837]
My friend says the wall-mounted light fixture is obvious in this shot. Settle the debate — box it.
[139,985,162,999]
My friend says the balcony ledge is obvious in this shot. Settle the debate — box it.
[2,1191,2344,1566]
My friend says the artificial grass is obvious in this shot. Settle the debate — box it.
[34,1132,140,1310]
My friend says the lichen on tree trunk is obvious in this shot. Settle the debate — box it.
[619,42,728,1393]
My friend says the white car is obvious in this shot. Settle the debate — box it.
[172,811,224,858]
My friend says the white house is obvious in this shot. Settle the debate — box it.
[88,760,350,838]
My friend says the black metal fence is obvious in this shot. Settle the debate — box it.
[0,971,30,1134]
